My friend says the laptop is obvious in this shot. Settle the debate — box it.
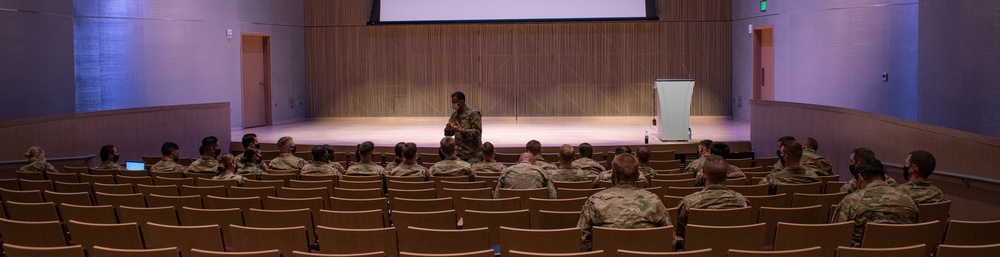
[125,161,145,171]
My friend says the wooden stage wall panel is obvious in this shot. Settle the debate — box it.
[305,0,732,117]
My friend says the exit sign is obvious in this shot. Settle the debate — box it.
[760,0,767,12]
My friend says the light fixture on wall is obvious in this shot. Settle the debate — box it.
[226,29,233,39]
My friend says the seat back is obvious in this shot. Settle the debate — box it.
[95,192,146,207]
[666,187,704,197]
[617,248,713,257]
[552,181,593,189]
[936,243,1000,257]
[180,185,228,197]
[688,206,757,226]
[1,188,44,203]
[943,219,1000,245]
[142,222,224,256]
[229,224,310,254]
[440,188,493,202]
[685,223,767,257]
[43,191,93,206]
[392,210,458,230]
[527,197,587,228]
[727,246,822,257]
[79,174,116,184]
[66,220,143,250]
[19,179,54,192]
[774,182,823,195]
[317,226,399,257]
[317,209,386,229]
[188,249,280,257]
[89,246,178,257]
[388,188,438,201]
[146,194,203,209]
[917,200,951,223]
[498,188,550,207]
[227,186,277,198]
[333,188,383,199]
[650,178,699,189]
[387,180,435,190]
[116,205,180,230]
[836,244,925,257]
[758,205,828,245]
[329,197,390,225]
[536,210,580,229]
[592,226,675,253]
[153,176,196,186]
[203,195,261,211]
[790,192,847,209]
[773,222,853,257]
[0,217,68,247]
[196,178,240,188]
[861,221,942,257]
[135,184,180,196]
[244,179,286,189]
[93,183,135,194]
[498,227,579,255]
[463,210,530,245]
[4,201,59,221]
[556,188,605,199]
[391,197,454,212]
[53,181,92,194]
[244,208,316,243]
[396,226,490,254]
[1,244,85,257]
[177,207,244,247]
[58,203,117,223]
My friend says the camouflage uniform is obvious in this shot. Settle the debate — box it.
[149,157,185,173]
[269,153,307,170]
[801,149,834,176]
[534,156,558,170]
[429,156,473,179]
[831,181,919,246]
[236,162,265,176]
[235,155,248,169]
[638,164,658,181]
[187,156,219,173]
[93,161,125,170]
[683,157,706,174]
[548,165,591,182]
[20,159,58,173]
[446,107,483,163]
[572,157,606,175]
[694,164,746,186]
[384,159,403,173]
[345,160,385,176]
[329,162,346,174]
[301,161,339,176]
[578,184,672,251]
[493,163,557,199]
[758,166,821,192]
[895,181,945,204]
[840,177,898,194]
[675,184,750,239]
[389,163,429,179]
[471,160,506,174]
[213,172,245,186]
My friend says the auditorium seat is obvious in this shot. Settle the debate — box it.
[177,207,244,247]
[388,188,438,201]
[95,192,146,207]
[289,179,336,194]
[334,187,383,199]
[93,183,135,194]
[551,181,592,189]
[936,243,1000,257]
[393,210,458,229]
[384,176,424,183]
[278,187,332,208]
[836,244,925,257]
[244,208,316,243]
[149,171,184,178]
[0,178,21,190]
[617,248,713,257]
[744,194,791,214]
[527,197,587,228]
[441,188,493,204]
[341,175,381,182]
[498,188,549,207]
[689,206,757,226]
[773,222,853,257]
[592,226,674,253]
[136,184,180,196]
[203,195,261,211]
[260,172,297,185]
[917,200,951,223]
[431,176,472,183]
[685,223,766,257]
[116,175,153,186]
[650,178,699,189]
[244,179,286,189]
[53,181,92,194]
[117,205,180,230]
[90,168,119,177]
[459,196,521,219]
[499,227,579,255]
[142,222,225,256]
[726,158,754,168]
[824,181,848,194]
[329,197,390,225]
[758,205,828,246]
[154,176,196,186]
[1,244,85,257]
[62,166,90,174]
[195,178,239,188]
[655,173,693,180]
[317,209,385,229]
[18,179,54,192]
[66,220,143,250]
[943,220,1000,245]
[47,172,80,183]
[146,194,201,209]
[556,188,604,199]
[774,182,823,195]
[228,225,310,255]
[391,197,453,212]
[397,226,489,254]
[861,221,943,257]
[297,175,339,188]
[727,246,821,257]
[666,186,703,197]
[536,210,580,229]
[436,181,488,195]
[317,226,399,257]
[14,171,45,181]
[661,195,683,208]
[0,217,68,247]
[790,192,847,210]
[0,188,43,203]
[648,160,682,170]
[4,201,59,221]
[89,246,178,257]
[59,203,117,223]
[180,185,228,197]
[290,251,386,257]
[462,209,530,245]
[227,186,276,198]
[387,180,434,190]
[189,248,280,257]
[729,184,769,196]
[505,250,603,257]
[43,191,93,206]
[119,169,150,177]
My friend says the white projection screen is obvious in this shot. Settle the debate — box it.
[371,0,657,24]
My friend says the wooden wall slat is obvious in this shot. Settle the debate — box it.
[305,1,732,117]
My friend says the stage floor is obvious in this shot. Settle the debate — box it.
[232,116,749,148]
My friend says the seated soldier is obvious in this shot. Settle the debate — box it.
[758,142,821,194]
[895,150,946,204]
[269,136,307,170]
[93,144,125,170]
[236,147,265,176]
[384,142,406,172]
[149,142,185,173]
[635,146,656,184]
[840,147,897,194]
[301,145,339,175]
[693,142,746,186]
[323,145,346,174]
[235,133,258,168]
[345,141,386,176]
[801,137,834,176]
[578,153,672,251]
[188,136,221,173]
[429,137,474,180]
[19,146,60,174]
[526,140,557,170]
[549,144,590,182]
[471,142,506,174]
[675,155,750,248]
[494,152,557,199]
[572,143,606,175]
[682,140,714,174]
[213,153,245,186]
[388,142,429,179]
[832,158,919,246]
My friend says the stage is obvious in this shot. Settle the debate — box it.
[232,116,749,148]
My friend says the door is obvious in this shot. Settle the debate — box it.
[753,27,774,101]
[241,35,271,128]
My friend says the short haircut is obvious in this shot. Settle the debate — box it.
[312,145,327,161]
[709,142,731,159]
[782,142,804,162]
[482,142,496,156]
[803,137,819,151]
[702,155,729,184]
[519,152,535,163]
[99,144,116,161]
[851,147,876,164]
[277,136,294,148]
[614,146,632,156]
[578,143,594,158]
[451,91,466,101]
[393,142,405,157]
[636,146,651,163]
[201,136,219,155]
[612,153,640,182]
[908,150,936,178]
[241,133,257,148]
[242,147,259,163]
[402,143,418,161]
[161,142,179,156]
[525,140,542,155]
[856,158,886,181]
[358,141,375,156]
[699,140,714,149]
[778,136,796,143]
[323,145,336,155]
[440,137,457,155]
[559,144,575,163]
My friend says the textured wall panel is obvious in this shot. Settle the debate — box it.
[0,1,76,121]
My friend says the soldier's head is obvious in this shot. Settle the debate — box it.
[481,142,496,161]
[856,158,887,188]
[200,136,220,158]
[906,150,936,181]
[525,140,542,156]
[451,91,466,110]
[614,146,632,156]
[850,147,876,166]
[612,153,641,185]
[803,137,819,151]
[636,146,651,164]
[323,145,336,162]
[777,136,796,149]
[24,146,46,161]
[709,142,731,159]
[780,142,804,165]
[440,137,458,157]
[277,136,296,154]
[558,144,575,166]
[161,142,180,160]
[701,155,729,185]
[518,152,536,164]
[402,143,418,163]
[358,141,375,161]
[578,143,594,159]
[241,133,258,149]
[698,140,714,157]
[393,142,406,162]
[243,147,261,164]
[100,144,119,163]
[312,145,328,162]
[217,153,236,173]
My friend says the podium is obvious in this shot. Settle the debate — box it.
[653,79,695,141]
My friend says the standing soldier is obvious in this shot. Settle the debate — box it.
[444,91,483,163]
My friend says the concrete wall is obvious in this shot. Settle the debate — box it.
[731,0,919,122]
[0,0,77,121]
[73,0,306,130]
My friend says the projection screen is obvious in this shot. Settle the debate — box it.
[371,0,657,24]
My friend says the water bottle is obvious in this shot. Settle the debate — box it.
[688,128,693,141]
[644,131,649,144]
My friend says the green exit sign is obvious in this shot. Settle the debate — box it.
[760,0,767,12]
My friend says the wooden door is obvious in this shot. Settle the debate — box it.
[753,28,774,101]
[241,35,270,128]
